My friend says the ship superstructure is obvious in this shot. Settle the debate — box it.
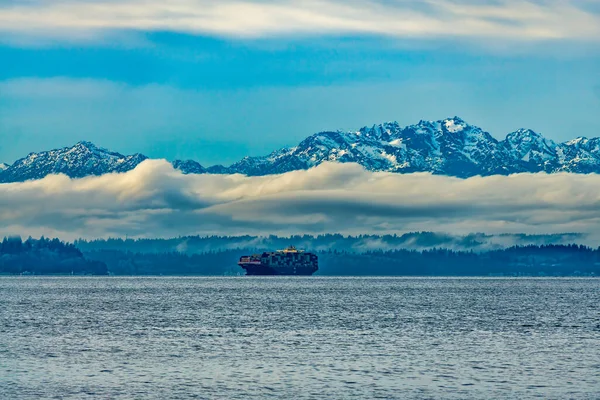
[238,246,318,276]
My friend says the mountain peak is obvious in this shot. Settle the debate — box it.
[172,159,206,174]
[507,128,542,139]
[3,116,600,182]
[70,141,125,157]
[440,116,469,133]
[444,116,466,123]
[505,128,556,150]
[75,140,97,148]
[0,141,148,183]
[71,140,104,151]
[564,136,589,146]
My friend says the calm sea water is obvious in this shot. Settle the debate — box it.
[1,277,599,399]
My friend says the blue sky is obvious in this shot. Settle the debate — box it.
[1,0,599,166]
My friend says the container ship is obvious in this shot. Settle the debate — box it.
[238,246,318,276]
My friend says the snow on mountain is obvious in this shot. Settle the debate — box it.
[0,163,9,171]
[557,137,600,173]
[219,117,600,177]
[499,128,560,173]
[2,117,600,182]
[219,117,544,177]
[0,141,148,183]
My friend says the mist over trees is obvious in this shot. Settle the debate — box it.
[75,232,585,254]
[0,236,107,275]
[3,234,600,276]
[317,245,600,276]
[83,245,600,277]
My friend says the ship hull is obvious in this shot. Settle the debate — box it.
[239,263,317,276]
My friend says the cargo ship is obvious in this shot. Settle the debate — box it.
[238,246,318,276]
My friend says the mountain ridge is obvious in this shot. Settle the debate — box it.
[0,141,148,183]
[2,116,599,182]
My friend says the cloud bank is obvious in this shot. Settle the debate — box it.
[2,160,600,241]
[1,0,599,44]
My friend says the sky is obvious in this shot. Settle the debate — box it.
[0,0,599,166]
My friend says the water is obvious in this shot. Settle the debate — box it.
[1,277,599,399]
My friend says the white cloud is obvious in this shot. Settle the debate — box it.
[0,0,598,43]
[2,159,600,240]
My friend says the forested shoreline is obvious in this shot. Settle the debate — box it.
[83,245,600,277]
[2,235,600,276]
[75,232,585,254]
[0,237,107,275]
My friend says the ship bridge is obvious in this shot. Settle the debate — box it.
[277,245,304,253]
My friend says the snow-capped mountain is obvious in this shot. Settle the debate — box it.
[0,141,148,183]
[1,117,600,182]
[216,117,505,176]
[171,160,206,174]
[0,163,9,172]
[218,117,600,177]
[556,137,600,173]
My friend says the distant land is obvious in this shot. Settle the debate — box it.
[75,232,588,254]
[2,234,600,277]
[0,236,107,276]
[2,116,600,183]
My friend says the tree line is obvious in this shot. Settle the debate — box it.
[4,235,599,276]
[75,232,582,254]
[82,244,600,276]
[0,236,107,275]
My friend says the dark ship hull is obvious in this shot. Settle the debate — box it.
[238,247,318,276]
[239,263,317,276]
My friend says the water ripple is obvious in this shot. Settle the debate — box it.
[1,277,599,399]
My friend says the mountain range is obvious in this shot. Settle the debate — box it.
[2,116,600,183]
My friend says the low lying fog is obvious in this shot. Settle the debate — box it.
[1,160,599,242]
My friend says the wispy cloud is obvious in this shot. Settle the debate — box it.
[0,0,598,44]
[2,160,600,240]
